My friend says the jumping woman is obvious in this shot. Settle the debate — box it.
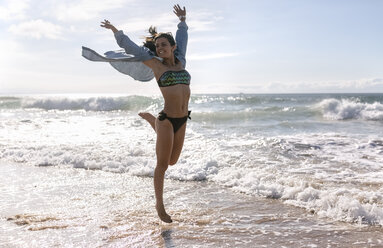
[96,4,190,223]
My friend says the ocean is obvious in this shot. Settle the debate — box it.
[1,93,383,247]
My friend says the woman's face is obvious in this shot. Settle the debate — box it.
[155,37,175,58]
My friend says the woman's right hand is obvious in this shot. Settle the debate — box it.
[100,19,118,33]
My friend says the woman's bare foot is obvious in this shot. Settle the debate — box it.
[138,112,156,131]
[156,204,173,223]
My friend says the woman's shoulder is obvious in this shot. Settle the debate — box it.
[142,57,165,73]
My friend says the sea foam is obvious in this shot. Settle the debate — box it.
[318,98,383,121]
[19,96,161,112]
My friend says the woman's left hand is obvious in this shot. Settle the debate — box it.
[173,4,186,21]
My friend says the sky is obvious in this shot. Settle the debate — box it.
[1,0,383,95]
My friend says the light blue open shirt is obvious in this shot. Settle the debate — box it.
[82,21,188,82]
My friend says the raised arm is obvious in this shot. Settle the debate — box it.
[173,5,188,67]
[100,19,153,61]
[100,19,118,33]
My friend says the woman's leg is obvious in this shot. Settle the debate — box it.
[169,122,186,165]
[138,112,156,131]
[154,118,174,223]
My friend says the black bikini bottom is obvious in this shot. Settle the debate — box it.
[158,110,191,133]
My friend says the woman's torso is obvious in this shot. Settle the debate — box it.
[154,66,191,117]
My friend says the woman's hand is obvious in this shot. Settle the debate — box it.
[173,4,186,21]
[100,19,118,33]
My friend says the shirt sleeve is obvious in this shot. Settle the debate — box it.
[175,21,188,68]
[114,30,154,61]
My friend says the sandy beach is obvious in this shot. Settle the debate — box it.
[1,162,382,247]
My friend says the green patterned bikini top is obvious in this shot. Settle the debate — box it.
[157,70,191,87]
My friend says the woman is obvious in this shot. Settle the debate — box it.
[100,4,190,223]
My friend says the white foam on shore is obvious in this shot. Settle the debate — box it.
[5,129,383,226]
[2,128,383,226]
[211,167,383,225]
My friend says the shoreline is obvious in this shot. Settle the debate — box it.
[1,162,383,247]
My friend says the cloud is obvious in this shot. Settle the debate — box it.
[120,13,175,33]
[252,78,383,93]
[8,19,63,39]
[188,52,239,60]
[116,8,224,34]
[51,0,132,22]
[0,39,24,76]
[188,11,223,32]
[0,0,30,21]
[189,36,228,43]
[196,78,383,94]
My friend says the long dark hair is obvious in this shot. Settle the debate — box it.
[143,26,158,54]
[143,26,176,58]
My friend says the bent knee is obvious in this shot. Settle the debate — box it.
[169,156,179,166]
[169,160,177,166]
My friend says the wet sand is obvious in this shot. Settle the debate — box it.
[1,162,382,247]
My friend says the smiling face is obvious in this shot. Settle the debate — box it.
[155,37,176,59]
